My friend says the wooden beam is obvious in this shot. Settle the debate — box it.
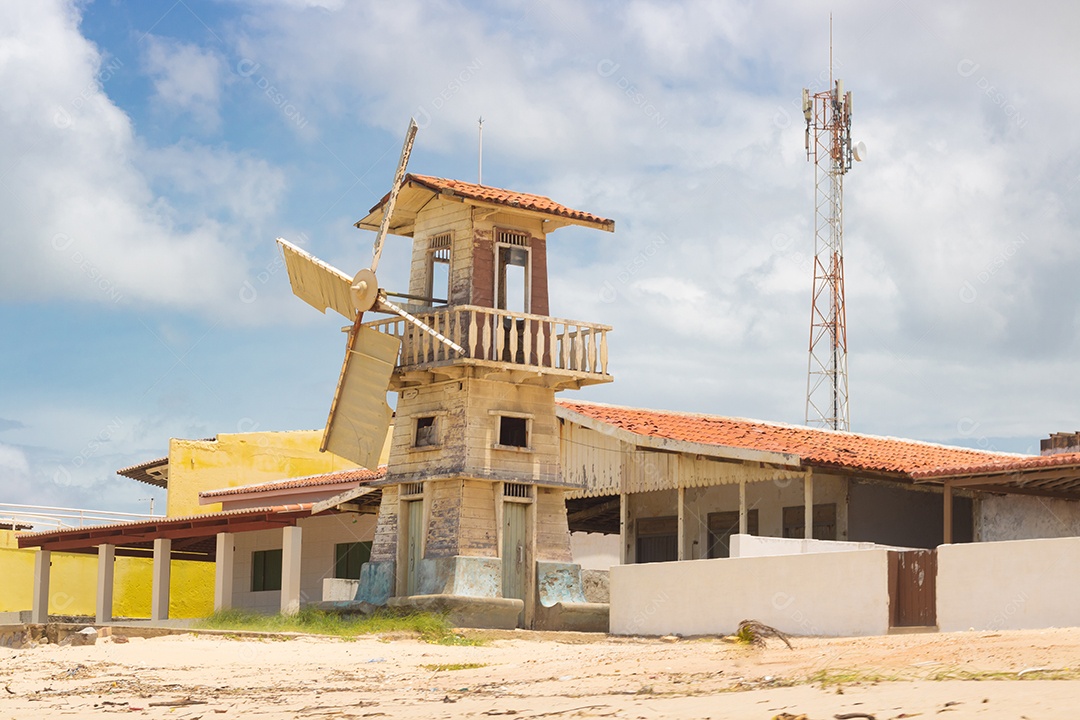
[738,480,747,534]
[677,487,686,561]
[566,498,620,524]
[943,481,953,545]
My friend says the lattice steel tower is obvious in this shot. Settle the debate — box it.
[802,59,863,431]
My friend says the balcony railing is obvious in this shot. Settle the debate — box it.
[365,305,611,377]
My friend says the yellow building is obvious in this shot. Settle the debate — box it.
[6,430,371,621]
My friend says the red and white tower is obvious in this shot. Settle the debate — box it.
[803,63,863,431]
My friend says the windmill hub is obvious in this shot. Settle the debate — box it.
[350,268,379,313]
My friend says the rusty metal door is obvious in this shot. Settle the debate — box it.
[888,550,937,628]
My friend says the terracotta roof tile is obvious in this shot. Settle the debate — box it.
[199,467,386,500]
[911,452,1080,479]
[372,174,615,230]
[557,400,1024,476]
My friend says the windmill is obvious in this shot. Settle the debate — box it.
[276,119,464,470]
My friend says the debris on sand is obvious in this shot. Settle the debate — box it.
[735,620,793,650]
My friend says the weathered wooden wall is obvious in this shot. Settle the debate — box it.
[536,487,573,562]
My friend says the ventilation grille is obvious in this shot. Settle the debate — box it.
[504,482,530,498]
[429,233,452,249]
[497,230,528,247]
[401,482,424,497]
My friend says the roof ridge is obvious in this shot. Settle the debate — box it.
[199,466,386,498]
[555,399,1027,459]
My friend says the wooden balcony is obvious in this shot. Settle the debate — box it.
[364,305,613,389]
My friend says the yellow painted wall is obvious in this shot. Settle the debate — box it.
[0,534,214,618]
[3,428,390,620]
[167,430,383,517]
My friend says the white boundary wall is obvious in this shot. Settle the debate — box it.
[610,549,890,637]
[729,533,910,558]
[937,537,1080,632]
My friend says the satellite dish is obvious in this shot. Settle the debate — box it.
[852,141,867,162]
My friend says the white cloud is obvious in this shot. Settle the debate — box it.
[0,1,288,322]
[143,35,224,131]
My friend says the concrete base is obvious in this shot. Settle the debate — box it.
[323,578,360,602]
[387,594,524,630]
[581,570,610,603]
[418,556,501,597]
[534,601,610,633]
[356,561,395,605]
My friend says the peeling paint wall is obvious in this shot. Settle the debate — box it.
[976,493,1080,541]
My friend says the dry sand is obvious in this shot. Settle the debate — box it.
[2,626,1080,719]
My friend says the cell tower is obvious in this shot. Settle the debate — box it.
[802,37,864,432]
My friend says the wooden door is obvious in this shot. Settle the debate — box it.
[405,500,424,596]
[888,549,937,628]
[502,502,528,602]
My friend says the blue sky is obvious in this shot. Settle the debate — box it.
[2,0,1078,515]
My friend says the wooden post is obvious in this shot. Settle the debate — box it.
[677,486,686,561]
[619,492,629,564]
[96,544,115,624]
[32,549,51,624]
[738,480,747,535]
[151,538,172,621]
[803,468,814,540]
[281,526,303,615]
[214,533,234,612]
[943,481,953,545]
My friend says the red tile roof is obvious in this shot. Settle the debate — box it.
[911,452,1080,479]
[372,174,615,231]
[557,400,1024,476]
[199,467,386,499]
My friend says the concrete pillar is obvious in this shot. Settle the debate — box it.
[738,480,747,534]
[96,544,115,624]
[151,538,172,621]
[943,482,953,545]
[31,549,51,623]
[619,492,629,564]
[803,469,814,540]
[280,525,302,615]
[676,487,686,561]
[214,532,235,612]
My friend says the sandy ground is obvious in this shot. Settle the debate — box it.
[2,627,1080,719]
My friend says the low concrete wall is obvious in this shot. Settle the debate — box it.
[610,549,890,637]
[729,533,909,558]
[938,537,1080,632]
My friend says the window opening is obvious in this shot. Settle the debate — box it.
[334,541,372,579]
[415,416,437,447]
[499,416,528,448]
[251,549,282,591]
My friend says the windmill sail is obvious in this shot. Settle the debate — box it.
[322,324,402,470]
[277,238,356,320]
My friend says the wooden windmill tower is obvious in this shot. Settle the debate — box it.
[277,121,615,628]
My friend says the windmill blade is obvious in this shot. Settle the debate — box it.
[369,118,419,273]
[277,238,356,320]
[379,296,466,357]
[321,321,402,470]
